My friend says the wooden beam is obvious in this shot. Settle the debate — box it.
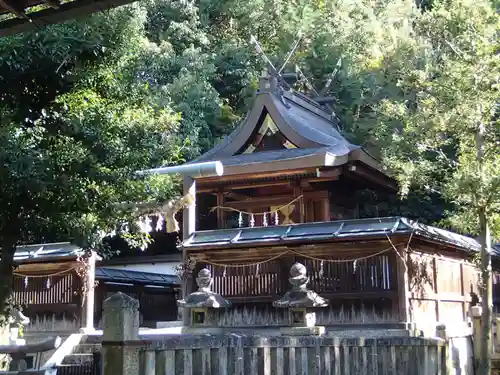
[307,176,339,184]
[0,0,138,37]
[0,1,28,19]
[223,194,294,209]
[316,168,342,178]
[44,0,61,9]
[198,168,314,184]
[346,163,398,191]
[224,191,250,201]
[198,181,291,192]
[188,241,398,262]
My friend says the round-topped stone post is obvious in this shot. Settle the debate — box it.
[273,262,329,336]
[177,268,231,333]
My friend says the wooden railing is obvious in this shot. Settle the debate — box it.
[0,336,60,375]
[129,335,446,375]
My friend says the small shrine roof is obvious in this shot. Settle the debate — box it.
[183,217,491,255]
[13,242,83,262]
[96,267,179,287]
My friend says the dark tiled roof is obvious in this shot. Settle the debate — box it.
[96,267,179,286]
[183,217,486,254]
[13,242,83,262]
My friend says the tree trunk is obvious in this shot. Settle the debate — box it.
[478,208,492,375]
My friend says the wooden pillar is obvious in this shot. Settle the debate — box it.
[459,262,465,321]
[319,198,330,221]
[182,175,196,302]
[83,250,97,331]
[293,184,305,223]
[305,199,314,222]
[280,255,295,294]
[216,190,225,229]
[396,246,410,322]
[183,175,196,241]
[432,257,439,323]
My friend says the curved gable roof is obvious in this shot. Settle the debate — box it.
[193,88,384,173]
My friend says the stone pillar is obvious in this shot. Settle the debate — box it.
[471,305,482,365]
[102,292,140,375]
[436,324,453,374]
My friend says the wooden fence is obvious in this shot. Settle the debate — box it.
[127,335,445,375]
[101,292,449,375]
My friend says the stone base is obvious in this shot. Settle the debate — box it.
[280,326,325,336]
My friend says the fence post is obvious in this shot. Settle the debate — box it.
[436,324,452,375]
[471,305,482,367]
[102,292,140,375]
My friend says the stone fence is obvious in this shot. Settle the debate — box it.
[101,292,449,375]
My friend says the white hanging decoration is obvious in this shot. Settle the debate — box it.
[156,214,165,231]
[256,264,260,276]
[24,277,28,288]
[137,216,153,233]
[223,266,227,277]
[274,211,279,225]
[137,217,147,233]
[319,260,324,278]
[238,212,243,228]
[250,214,255,228]
[263,212,268,227]
[144,216,153,233]
[353,260,357,272]
[46,278,51,289]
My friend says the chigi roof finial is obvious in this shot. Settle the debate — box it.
[249,32,342,129]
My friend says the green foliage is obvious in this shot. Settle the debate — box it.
[375,0,499,238]
[0,4,185,316]
[0,5,183,249]
[0,0,497,321]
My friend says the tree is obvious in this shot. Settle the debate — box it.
[0,4,182,323]
[143,0,239,159]
[374,0,499,373]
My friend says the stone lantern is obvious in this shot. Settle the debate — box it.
[273,262,329,335]
[177,268,231,331]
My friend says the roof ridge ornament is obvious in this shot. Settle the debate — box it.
[249,33,342,131]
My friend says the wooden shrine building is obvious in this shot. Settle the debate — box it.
[175,72,496,333]
[12,242,180,335]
